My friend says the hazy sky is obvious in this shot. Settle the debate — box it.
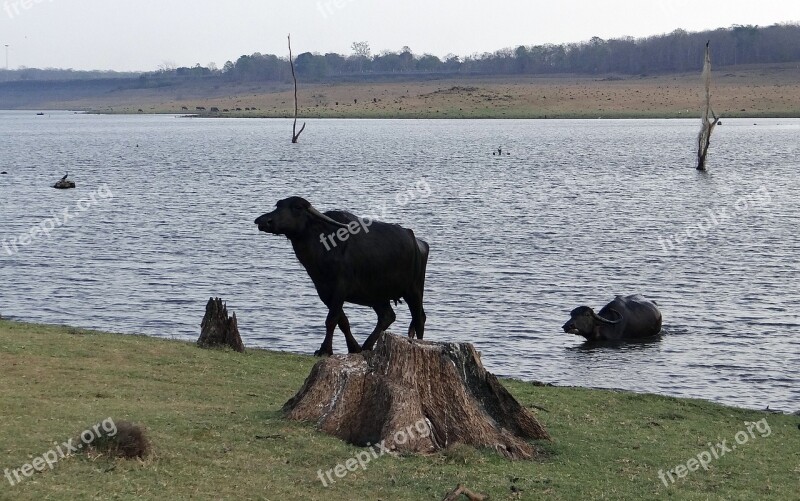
[1,0,798,71]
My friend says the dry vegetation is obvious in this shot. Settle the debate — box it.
[47,64,800,119]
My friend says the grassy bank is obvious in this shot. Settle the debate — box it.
[28,64,800,119]
[0,319,797,500]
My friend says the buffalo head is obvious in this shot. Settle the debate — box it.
[562,306,621,340]
[254,196,347,237]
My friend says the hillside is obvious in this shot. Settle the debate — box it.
[4,63,797,119]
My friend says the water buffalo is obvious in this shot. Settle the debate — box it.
[254,196,429,356]
[562,295,662,341]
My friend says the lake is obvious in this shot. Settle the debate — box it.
[1,111,798,412]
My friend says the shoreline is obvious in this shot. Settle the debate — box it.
[17,108,800,119]
[7,65,798,120]
[88,110,800,119]
[1,317,795,415]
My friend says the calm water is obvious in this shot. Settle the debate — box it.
[1,111,798,412]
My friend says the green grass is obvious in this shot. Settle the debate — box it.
[1,319,797,500]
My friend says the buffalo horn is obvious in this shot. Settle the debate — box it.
[592,309,623,324]
[307,205,350,228]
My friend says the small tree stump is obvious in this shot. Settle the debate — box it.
[283,333,549,459]
[197,297,244,352]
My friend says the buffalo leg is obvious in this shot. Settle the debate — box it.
[336,311,362,354]
[361,302,396,351]
[315,305,342,357]
[404,292,426,340]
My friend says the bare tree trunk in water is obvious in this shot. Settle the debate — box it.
[288,34,306,144]
[697,41,718,171]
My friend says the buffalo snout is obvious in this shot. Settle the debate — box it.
[254,213,274,233]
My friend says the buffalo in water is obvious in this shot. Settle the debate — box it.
[254,197,429,356]
[562,294,662,341]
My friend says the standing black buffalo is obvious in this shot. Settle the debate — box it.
[254,196,429,356]
[562,295,662,341]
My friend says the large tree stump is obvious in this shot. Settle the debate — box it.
[283,333,549,459]
[197,297,244,352]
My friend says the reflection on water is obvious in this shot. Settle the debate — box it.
[0,111,798,412]
[565,335,664,352]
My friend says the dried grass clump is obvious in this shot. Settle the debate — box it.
[86,420,151,459]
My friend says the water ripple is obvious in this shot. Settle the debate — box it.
[1,112,798,412]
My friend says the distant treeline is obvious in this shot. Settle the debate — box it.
[215,23,800,82]
[0,68,139,83]
[2,23,799,85]
[222,23,800,83]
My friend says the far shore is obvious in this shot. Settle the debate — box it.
[12,64,800,120]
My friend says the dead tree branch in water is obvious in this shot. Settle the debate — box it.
[288,34,306,143]
[697,41,718,171]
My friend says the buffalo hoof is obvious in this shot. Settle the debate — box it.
[346,345,362,354]
[314,348,332,357]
